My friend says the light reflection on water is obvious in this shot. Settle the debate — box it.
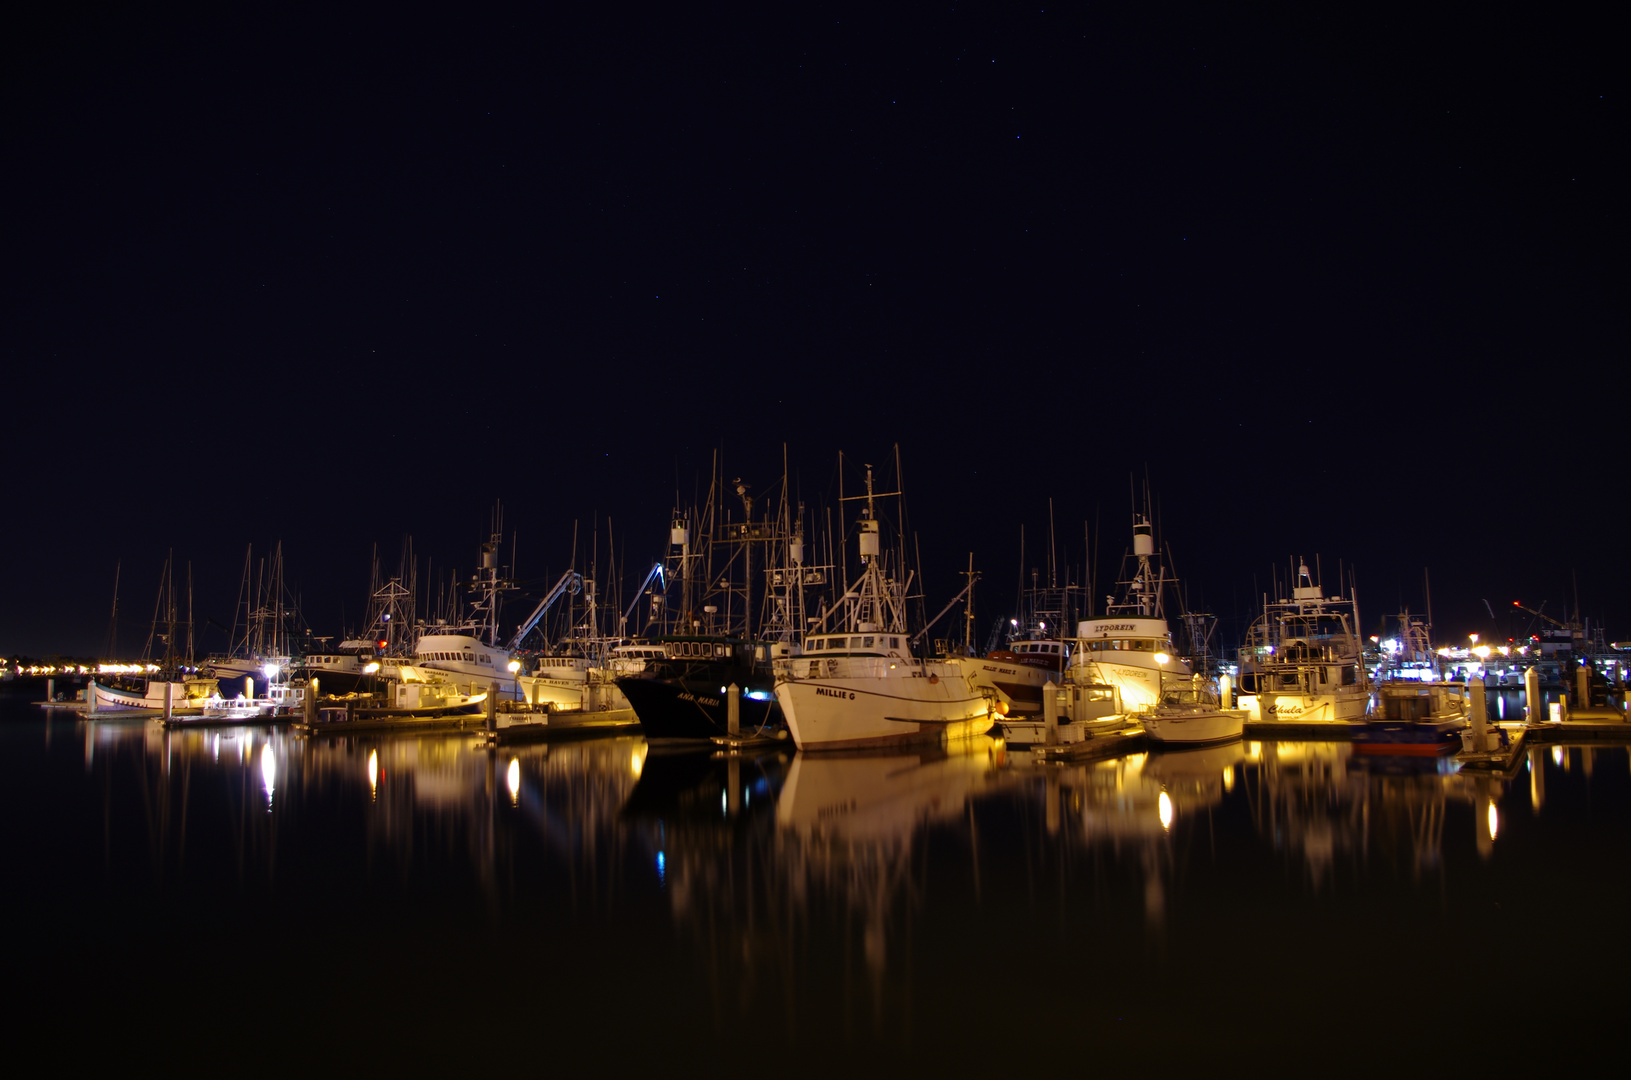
[5,688,1629,1071]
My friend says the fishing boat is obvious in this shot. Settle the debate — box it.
[409,528,530,700]
[1236,559,1371,723]
[997,512,1229,749]
[619,466,823,744]
[775,462,992,752]
[88,676,219,714]
[961,639,1070,717]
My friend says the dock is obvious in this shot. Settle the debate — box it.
[478,707,641,744]
[1026,723,1146,763]
[1524,716,1631,742]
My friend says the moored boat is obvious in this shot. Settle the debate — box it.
[775,463,992,752]
[1140,685,1246,746]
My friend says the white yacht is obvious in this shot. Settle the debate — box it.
[774,464,992,751]
[1236,560,1370,723]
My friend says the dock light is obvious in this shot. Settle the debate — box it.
[1158,791,1173,830]
[507,660,521,674]
[363,662,380,674]
[1154,652,1170,665]
[1469,634,1480,644]
[263,662,280,681]
[1474,646,1491,659]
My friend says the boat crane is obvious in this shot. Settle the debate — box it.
[621,562,667,634]
[505,570,584,651]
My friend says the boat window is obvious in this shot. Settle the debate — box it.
[891,637,900,649]
[715,644,725,657]
[863,636,874,648]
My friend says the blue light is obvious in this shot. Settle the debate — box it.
[656,851,666,883]
[746,690,773,701]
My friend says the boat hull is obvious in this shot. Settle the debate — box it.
[1240,689,1370,723]
[954,655,1055,714]
[776,660,991,751]
[1142,708,1246,746]
[1352,719,1465,756]
[618,674,780,741]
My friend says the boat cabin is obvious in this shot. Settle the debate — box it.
[800,633,911,659]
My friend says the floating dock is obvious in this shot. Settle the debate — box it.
[478,707,641,744]
[1026,723,1146,763]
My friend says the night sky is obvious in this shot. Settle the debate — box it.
[4,3,1621,658]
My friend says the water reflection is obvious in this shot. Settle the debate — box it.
[24,698,1631,1065]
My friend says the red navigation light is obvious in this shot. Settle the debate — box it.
[377,640,387,649]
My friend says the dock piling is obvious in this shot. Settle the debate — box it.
[1525,666,1543,724]
[727,682,740,736]
[485,681,497,734]
[1043,679,1058,746]
[163,681,174,723]
[1219,673,1233,709]
[47,678,54,703]
[1469,677,1488,751]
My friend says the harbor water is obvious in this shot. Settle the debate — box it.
[4,684,1626,1073]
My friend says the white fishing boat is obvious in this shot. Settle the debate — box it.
[1236,560,1371,723]
[775,462,992,752]
[411,530,530,700]
[997,513,1233,748]
[88,676,219,714]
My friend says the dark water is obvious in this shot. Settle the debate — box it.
[4,682,1627,1073]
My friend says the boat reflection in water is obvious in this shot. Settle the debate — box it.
[622,736,1012,1035]
[18,687,1631,1072]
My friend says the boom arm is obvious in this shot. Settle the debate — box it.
[622,562,667,631]
[506,570,583,651]
[910,574,979,647]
